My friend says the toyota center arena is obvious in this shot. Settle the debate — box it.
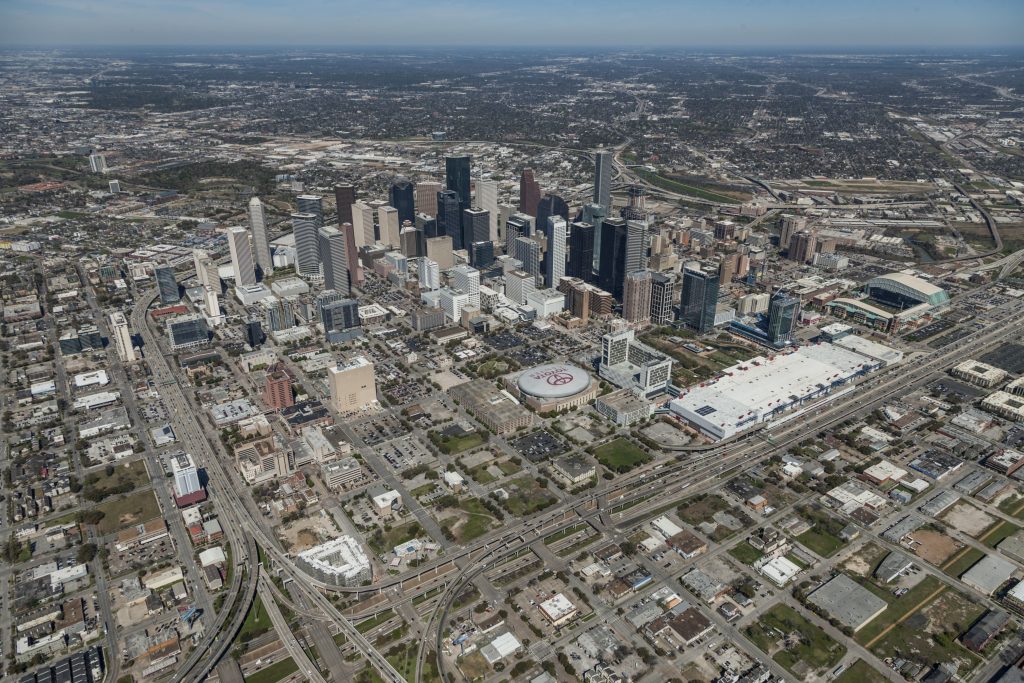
[506,363,599,413]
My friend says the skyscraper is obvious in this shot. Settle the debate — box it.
[437,190,463,249]
[292,212,321,279]
[519,168,541,217]
[155,265,179,305]
[625,220,647,274]
[334,184,355,226]
[389,176,416,225]
[351,201,375,247]
[321,298,360,333]
[245,320,264,348]
[318,226,350,295]
[400,225,425,258]
[248,197,273,279]
[767,290,800,345]
[463,207,490,250]
[89,154,106,173]
[597,217,628,299]
[583,203,607,273]
[679,263,720,334]
[452,265,481,311]
[296,195,324,227]
[568,221,595,281]
[339,222,362,287]
[109,311,135,363]
[263,361,294,411]
[327,356,377,413]
[594,150,613,210]
[470,241,495,269]
[475,179,499,241]
[513,236,543,286]
[650,272,676,325]
[621,186,647,222]
[789,231,817,263]
[415,181,441,216]
[536,194,569,236]
[227,226,256,287]
[545,216,567,289]
[779,214,805,251]
[379,205,400,247]
[623,270,653,325]
[505,213,533,254]
[418,257,440,290]
[445,156,472,209]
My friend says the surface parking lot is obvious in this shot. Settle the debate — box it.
[511,430,567,462]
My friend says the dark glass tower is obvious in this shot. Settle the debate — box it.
[597,217,628,299]
[437,190,463,250]
[334,184,355,226]
[536,194,569,237]
[767,290,800,345]
[389,176,416,225]
[568,221,595,282]
[445,156,471,209]
[679,264,720,334]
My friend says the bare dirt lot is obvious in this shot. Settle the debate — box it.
[941,502,996,538]
[908,529,962,565]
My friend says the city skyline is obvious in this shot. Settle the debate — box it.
[3,0,1024,48]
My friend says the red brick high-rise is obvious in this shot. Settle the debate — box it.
[262,361,294,411]
[519,168,541,218]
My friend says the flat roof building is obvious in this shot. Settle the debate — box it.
[296,536,371,586]
[327,356,376,414]
[808,574,888,632]
[449,379,532,435]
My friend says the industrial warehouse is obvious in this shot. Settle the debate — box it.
[669,342,891,440]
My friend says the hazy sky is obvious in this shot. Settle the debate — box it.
[2,0,1023,48]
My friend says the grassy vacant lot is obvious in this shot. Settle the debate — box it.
[95,490,162,534]
[82,459,148,502]
[503,477,557,517]
[366,521,424,556]
[982,519,1021,548]
[835,659,890,683]
[454,498,497,543]
[854,575,941,645]
[633,168,744,204]
[746,604,845,676]
[238,595,271,642]
[592,438,652,473]
[796,528,845,558]
[728,541,764,565]
[245,656,298,683]
[430,430,485,455]
[998,493,1024,519]
[356,608,396,634]
[942,547,985,578]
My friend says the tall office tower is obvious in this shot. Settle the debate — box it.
[109,311,135,363]
[789,231,817,263]
[155,265,180,304]
[519,168,541,217]
[445,156,472,209]
[334,184,356,226]
[497,203,515,244]
[418,257,440,290]
[545,216,567,288]
[339,222,362,287]
[718,253,738,284]
[767,290,801,345]
[475,179,499,241]
[597,217,628,299]
[593,150,613,210]
[625,220,647,274]
[89,154,107,173]
[679,263,720,334]
[245,319,264,348]
[227,226,256,287]
[351,201,375,247]
[536,194,569,236]
[201,258,221,294]
[261,295,295,332]
[452,264,481,310]
[108,179,121,193]
[320,298,360,332]
[379,206,400,247]
[248,196,274,278]
[650,272,676,325]
[470,241,495,268]
[463,207,490,249]
[318,226,350,295]
[327,356,377,413]
[437,191,463,249]
[192,249,211,288]
[203,286,222,323]
[582,203,607,272]
[568,221,595,281]
[292,212,321,279]
[505,213,533,254]
[415,212,439,238]
[389,176,416,224]
[623,270,653,325]
[426,236,454,270]
[513,236,543,286]
[779,214,806,251]
[505,270,536,306]
[416,181,441,216]
[296,195,324,227]
[621,186,647,221]
[171,453,201,498]
[400,224,425,258]
[263,362,294,411]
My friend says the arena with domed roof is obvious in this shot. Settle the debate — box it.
[506,363,598,412]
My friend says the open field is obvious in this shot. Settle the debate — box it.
[908,529,961,566]
[592,438,652,473]
[746,604,846,677]
[94,490,162,534]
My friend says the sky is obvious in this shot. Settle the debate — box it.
[1,0,1023,49]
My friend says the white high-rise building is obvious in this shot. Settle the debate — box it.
[171,453,201,498]
[318,226,350,296]
[452,264,481,311]
[505,270,535,305]
[292,212,322,279]
[109,311,135,363]
[249,196,273,277]
[227,226,256,287]
[439,288,471,322]
[327,356,377,413]
[476,179,499,242]
[192,249,210,288]
[379,206,400,247]
[418,257,440,291]
[203,286,222,326]
[352,201,375,248]
[545,216,567,288]
[89,154,107,173]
